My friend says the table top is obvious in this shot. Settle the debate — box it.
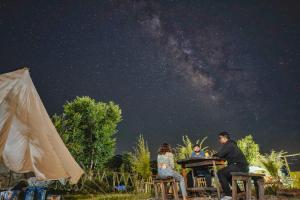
[177,157,225,165]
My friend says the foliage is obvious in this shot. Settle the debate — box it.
[290,172,300,189]
[105,153,134,173]
[120,153,133,173]
[174,135,208,171]
[259,150,287,186]
[105,155,123,172]
[52,96,122,171]
[129,135,151,179]
[237,135,260,165]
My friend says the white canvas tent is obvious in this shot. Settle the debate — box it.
[0,68,84,184]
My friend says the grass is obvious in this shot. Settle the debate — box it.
[63,193,151,200]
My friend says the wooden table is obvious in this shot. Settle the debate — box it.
[177,157,225,199]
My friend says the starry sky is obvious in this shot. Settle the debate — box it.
[0,0,300,156]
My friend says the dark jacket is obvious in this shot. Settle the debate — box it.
[214,140,248,167]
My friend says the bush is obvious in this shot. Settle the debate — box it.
[259,150,288,189]
[105,153,133,173]
[259,150,286,179]
[237,135,260,165]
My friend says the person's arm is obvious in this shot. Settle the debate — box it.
[214,143,232,158]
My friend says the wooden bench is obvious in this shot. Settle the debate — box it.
[153,177,179,200]
[231,172,265,200]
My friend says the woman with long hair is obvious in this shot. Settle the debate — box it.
[157,143,188,200]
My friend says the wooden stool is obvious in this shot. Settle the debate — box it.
[153,177,179,200]
[231,172,265,200]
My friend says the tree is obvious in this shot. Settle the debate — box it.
[52,96,122,171]
[130,135,151,179]
[237,135,260,165]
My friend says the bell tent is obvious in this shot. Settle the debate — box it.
[0,68,84,184]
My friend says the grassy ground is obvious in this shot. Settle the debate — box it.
[63,195,300,200]
[63,193,152,200]
[63,194,300,200]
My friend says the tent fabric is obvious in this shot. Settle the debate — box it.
[0,68,84,184]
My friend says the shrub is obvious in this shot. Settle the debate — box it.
[237,135,260,165]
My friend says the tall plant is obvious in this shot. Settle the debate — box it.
[259,150,287,184]
[130,135,151,179]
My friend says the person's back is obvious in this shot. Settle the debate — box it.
[157,152,174,169]
[157,143,188,200]
[215,140,248,167]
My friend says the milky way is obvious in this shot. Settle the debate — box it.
[121,0,268,123]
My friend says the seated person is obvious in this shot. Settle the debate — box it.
[213,132,249,200]
[25,173,52,200]
[191,144,205,158]
[190,144,212,187]
[157,143,188,200]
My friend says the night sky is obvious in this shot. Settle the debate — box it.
[1,0,300,156]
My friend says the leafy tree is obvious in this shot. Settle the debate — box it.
[130,135,151,179]
[237,135,260,165]
[52,96,122,171]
